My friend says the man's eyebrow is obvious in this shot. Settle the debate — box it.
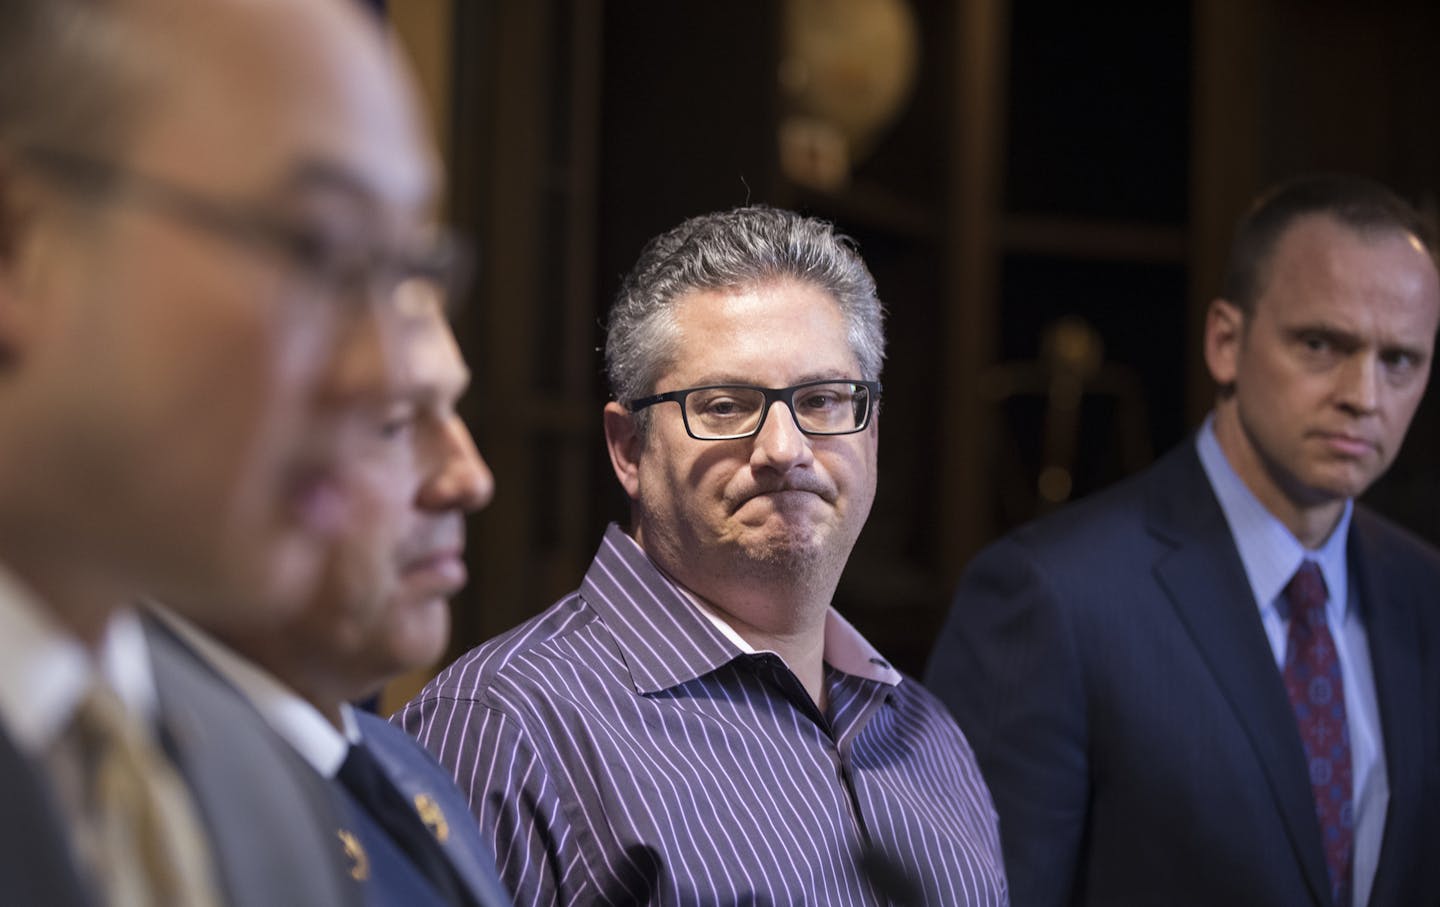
[1380,340,1431,361]
[1286,323,1431,358]
[686,371,859,387]
[408,363,472,403]
[793,371,858,384]
[1286,323,1359,343]
[277,158,374,201]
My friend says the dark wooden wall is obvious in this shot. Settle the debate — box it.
[428,0,1440,679]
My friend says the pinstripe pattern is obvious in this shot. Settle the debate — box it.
[398,524,1007,906]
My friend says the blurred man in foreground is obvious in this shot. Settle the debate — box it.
[927,175,1440,906]
[162,290,512,905]
[0,0,444,902]
[402,206,1008,906]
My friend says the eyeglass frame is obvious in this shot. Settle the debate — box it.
[12,143,472,309]
[627,379,883,441]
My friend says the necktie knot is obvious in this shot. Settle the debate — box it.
[1284,560,1329,627]
[71,684,129,757]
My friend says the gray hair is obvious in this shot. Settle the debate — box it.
[605,205,887,416]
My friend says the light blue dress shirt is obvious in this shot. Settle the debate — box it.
[1196,417,1387,907]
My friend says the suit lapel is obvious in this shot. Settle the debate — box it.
[1349,514,1423,904]
[356,713,511,907]
[332,783,455,907]
[1145,446,1330,906]
[145,617,360,907]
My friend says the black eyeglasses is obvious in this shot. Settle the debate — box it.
[629,380,882,441]
[15,144,471,310]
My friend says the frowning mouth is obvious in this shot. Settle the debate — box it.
[1312,432,1377,457]
[401,548,468,594]
[732,486,831,513]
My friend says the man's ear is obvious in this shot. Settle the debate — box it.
[603,401,643,500]
[1204,297,1244,391]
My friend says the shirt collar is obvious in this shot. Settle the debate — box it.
[155,609,356,777]
[823,610,902,685]
[589,525,901,693]
[0,562,157,754]
[1196,416,1352,623]
[581,526,743,694]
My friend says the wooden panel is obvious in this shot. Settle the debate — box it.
[1187,0,1262,422]
[942,0,1009,574]
[387,0,453,177]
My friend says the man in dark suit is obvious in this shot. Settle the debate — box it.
[0,0,446,902]
[161,290,512,906]
[926,175,1440,907]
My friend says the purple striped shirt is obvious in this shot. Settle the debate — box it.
[398,524,1007,906]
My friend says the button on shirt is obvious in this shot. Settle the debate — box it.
[1196,418,1387,907]
[399,524,1007,907]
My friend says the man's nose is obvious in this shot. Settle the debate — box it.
[750,399,815,472]
[1335,353,1380,415]
[419,416,494,512]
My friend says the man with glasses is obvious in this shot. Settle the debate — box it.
[0,0,448,903]
[400,206,1007,906]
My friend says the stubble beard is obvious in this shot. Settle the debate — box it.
[728,519,855,591]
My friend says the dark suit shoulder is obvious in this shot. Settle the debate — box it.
[358,709,426,754]
[0,727,95,906]
[977,442,1209,593]
[360,712,514,907]
[145,617,360,907]
[358,710,462,788]
[1351,504,1440,577]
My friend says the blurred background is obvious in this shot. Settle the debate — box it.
[377,0,1440,697]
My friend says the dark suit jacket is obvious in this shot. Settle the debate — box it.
[332,774,456,907]
[0,618,362,907]
[358,711,512,907]
[151,615,510,907]
[925,442,1440,906]
[0,728,94,906]
[146,618,361,907]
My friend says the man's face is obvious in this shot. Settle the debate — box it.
[290,303,493,692]
[5,0,437,623]
[1207,214,1440,516]
[609,281,878,593]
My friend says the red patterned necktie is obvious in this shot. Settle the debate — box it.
[1282,560,1352,907]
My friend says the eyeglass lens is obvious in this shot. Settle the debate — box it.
[684,382,870,439]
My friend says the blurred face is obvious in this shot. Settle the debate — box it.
[606,281,878,595]
[1207,214,1440,529]
[288,303,493,694]
[0,0,439,626]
